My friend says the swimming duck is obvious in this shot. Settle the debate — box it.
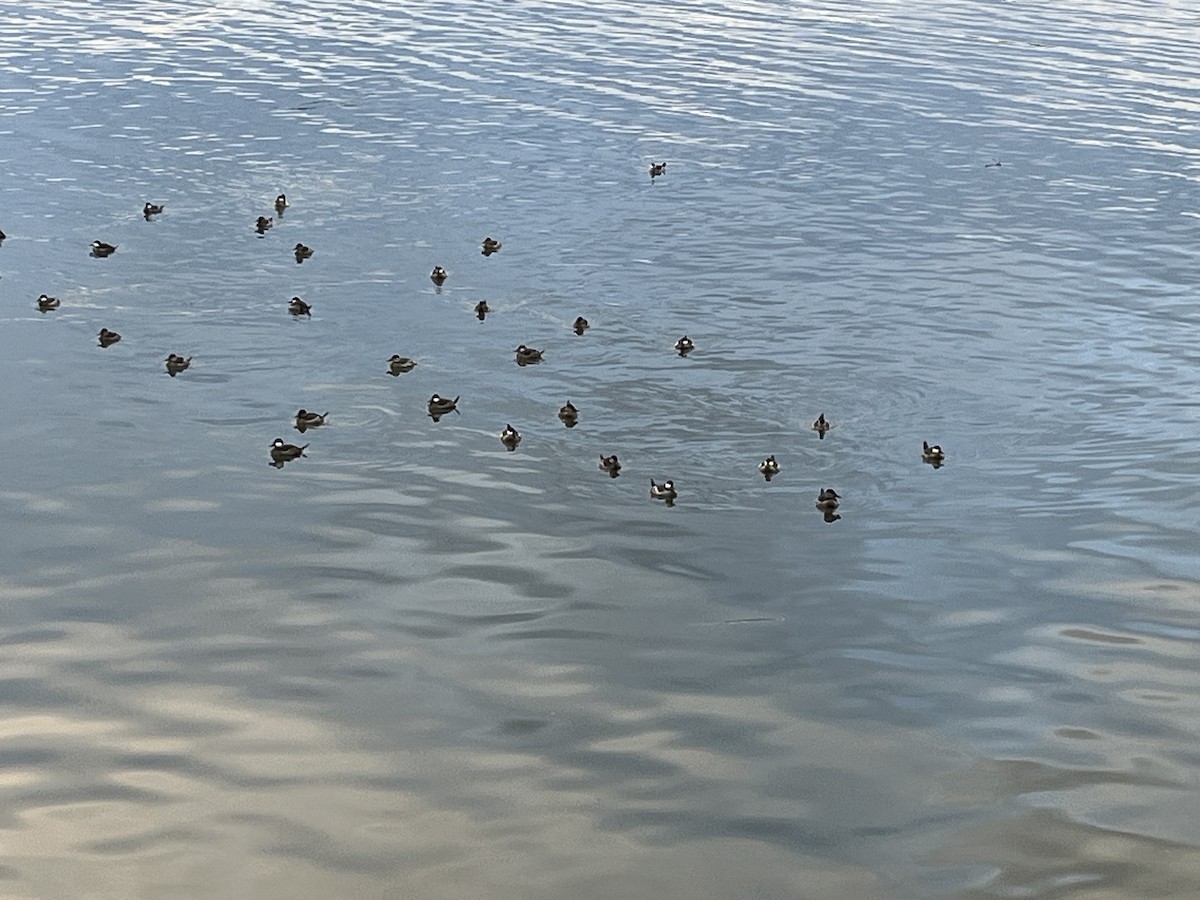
[481,237,501,256]
[675,335,694,356]
[811,413,831,437]
[500,423,521,450]
[573,316,589,335]
[650,478,677,504]
[0,228,6,241]
[388,354,416,375]
[275,193,289,213]
[427,394,460,418]
[474,300,490,320]
[430,266,448,286]
[90,240,117,257]
[288,296,312,316]
[815,488,841,511]
[143,202,164,218]
[36,293,60,311]
[515,344,543,366]
[599,454,621,477]
[294,409,328,431]
[270,437,308,463]
[255,216,273,233]
[758,455,780,481]
[558,401,579,426]
[165,353,192,375]
[294,243,313,262]
[98,328,121,347]
[649,162,667,177]
[922,441,946,466]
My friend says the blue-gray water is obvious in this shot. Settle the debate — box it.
[2,1,1199,897]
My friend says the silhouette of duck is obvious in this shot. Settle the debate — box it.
[649,162,667,178]
[388,355,416,375]
[293,243,313,262]
[758,455,780,481]
[98,328,121,347]
[500,423,521,450]
[143,202,164,218]
[599,454,621,477]
[474,300,490,321]
[288,296,312,316]
[650,478,677,505]
[36,293,60,311]
[922,441,946,467]
[481,237,501,256]
[815,488,841,511]
[427,394,460,420]
[294,409,328,432]
[165,353,192,376]
[811,413,831,437]
[275,193,289,213]
[558,401,579,427]
[255,216,273,233]
[515,344,543,366]
[430,266,447,286]
[270,437,308,463]
[90,240,117,258]
[675,335,694,356]
[573,316,589,335]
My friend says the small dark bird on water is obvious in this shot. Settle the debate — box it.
[573,316,589,335]
[275,193,289,213]
[481,237,501,256]
[294,242,313,262]
[288,296,312,316]
[98,328,121,347]
[36,293,60,311]
[165,353,192,376]
[558,401,579,427]
[599,454,621,477]
[430,266,447,285]
[256,216,273,233]
[143,202,164,218]
[90,240,117,258]
[649,162,667,178]
[475,300,490,321]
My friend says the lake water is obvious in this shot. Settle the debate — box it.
[2,1,1199,897]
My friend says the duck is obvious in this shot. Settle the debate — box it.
[558,401,579,426]
[515,344,543,366]
[36,293,60,311]
[275,193,289,213]
[500,423,521,450]
[599,454,621,477]
[165,353,192,375]
[90,240,117,257]
[811,413,831,436]
[427,394,460,416]
[98,328,121,347]
[270,437,308,463]
[573,316,589,335]
[0,228,6,240]
[649,162,667,177]
[815,488,841,511]
[255,216,273,233]
[481,237,502,256]
[388,354,416,375]
[293,243,313,262]
[288,296,312,316]
[143,202,164,217]
[674,335,695,356]
[474,300,490,320]
[430,266,448,286]
[758,455,780,481]
[649,478,677,503]
[922,441,946,465]
[294,409,328,430]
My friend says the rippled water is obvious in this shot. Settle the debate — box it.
[2,1,1199,896]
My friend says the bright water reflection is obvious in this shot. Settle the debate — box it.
[2,0,1200,897]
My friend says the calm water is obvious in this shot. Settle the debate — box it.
[2,1,1199,897]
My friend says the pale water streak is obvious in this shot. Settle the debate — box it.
[1,0,1199,897]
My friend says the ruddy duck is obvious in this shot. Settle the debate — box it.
[288,296,312,316]
[143,202,164,218]
[815,488,841,511]
[388,355,416,375]
[474,300,490,320]
[573,316,589,335]
[515,344,543,366]
[427,394,460,419]
[294,409,328,431]
[36,293,60,311]
[255,216,273,233]
[558,401,579,426]
[922,441,946,466]
[275,193,289,213]
[90,240,117,257]
[481,237,501,256]
[98,328,121,347]
[758,455,780,481]
[500,423,521,450]
[674,335,694,356]
[811,413,831,437]
[270,437,308,463]
[599,454,621,477]
[430,266,447,286]
[649,162,667,177]
[294,243,313,262]
[650,478,677,505]
[165,353,192,375]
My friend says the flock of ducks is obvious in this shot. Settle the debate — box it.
[17,171,946,520]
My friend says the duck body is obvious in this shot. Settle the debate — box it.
[815,488,841,511]
[758,455,780,481]
[481,237,501,256]
[811,413,830,435]
[599,454,621,477]
[427,394,460,416]
[922,441,946,465]
[573,316,589,335]
[558,401,578,426]
[649,162,667,177]
[270,437,308,462]
[675,335,694,356]
[256,216,273,233]
[294,243,313,262]
[165,353,192,375]
[143,202,164,217]
[294,409,328,429]
[500,424,521,450]
[36,293,60,311]
[474,300,490,320]
[288,296,312,316]
[515,344,543,366]
[388,355,416,375]
[275,193,289,213]
[430,266,447,285]
[650,478,677,503]
[98,328,121,346]
[90,240,117,257]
